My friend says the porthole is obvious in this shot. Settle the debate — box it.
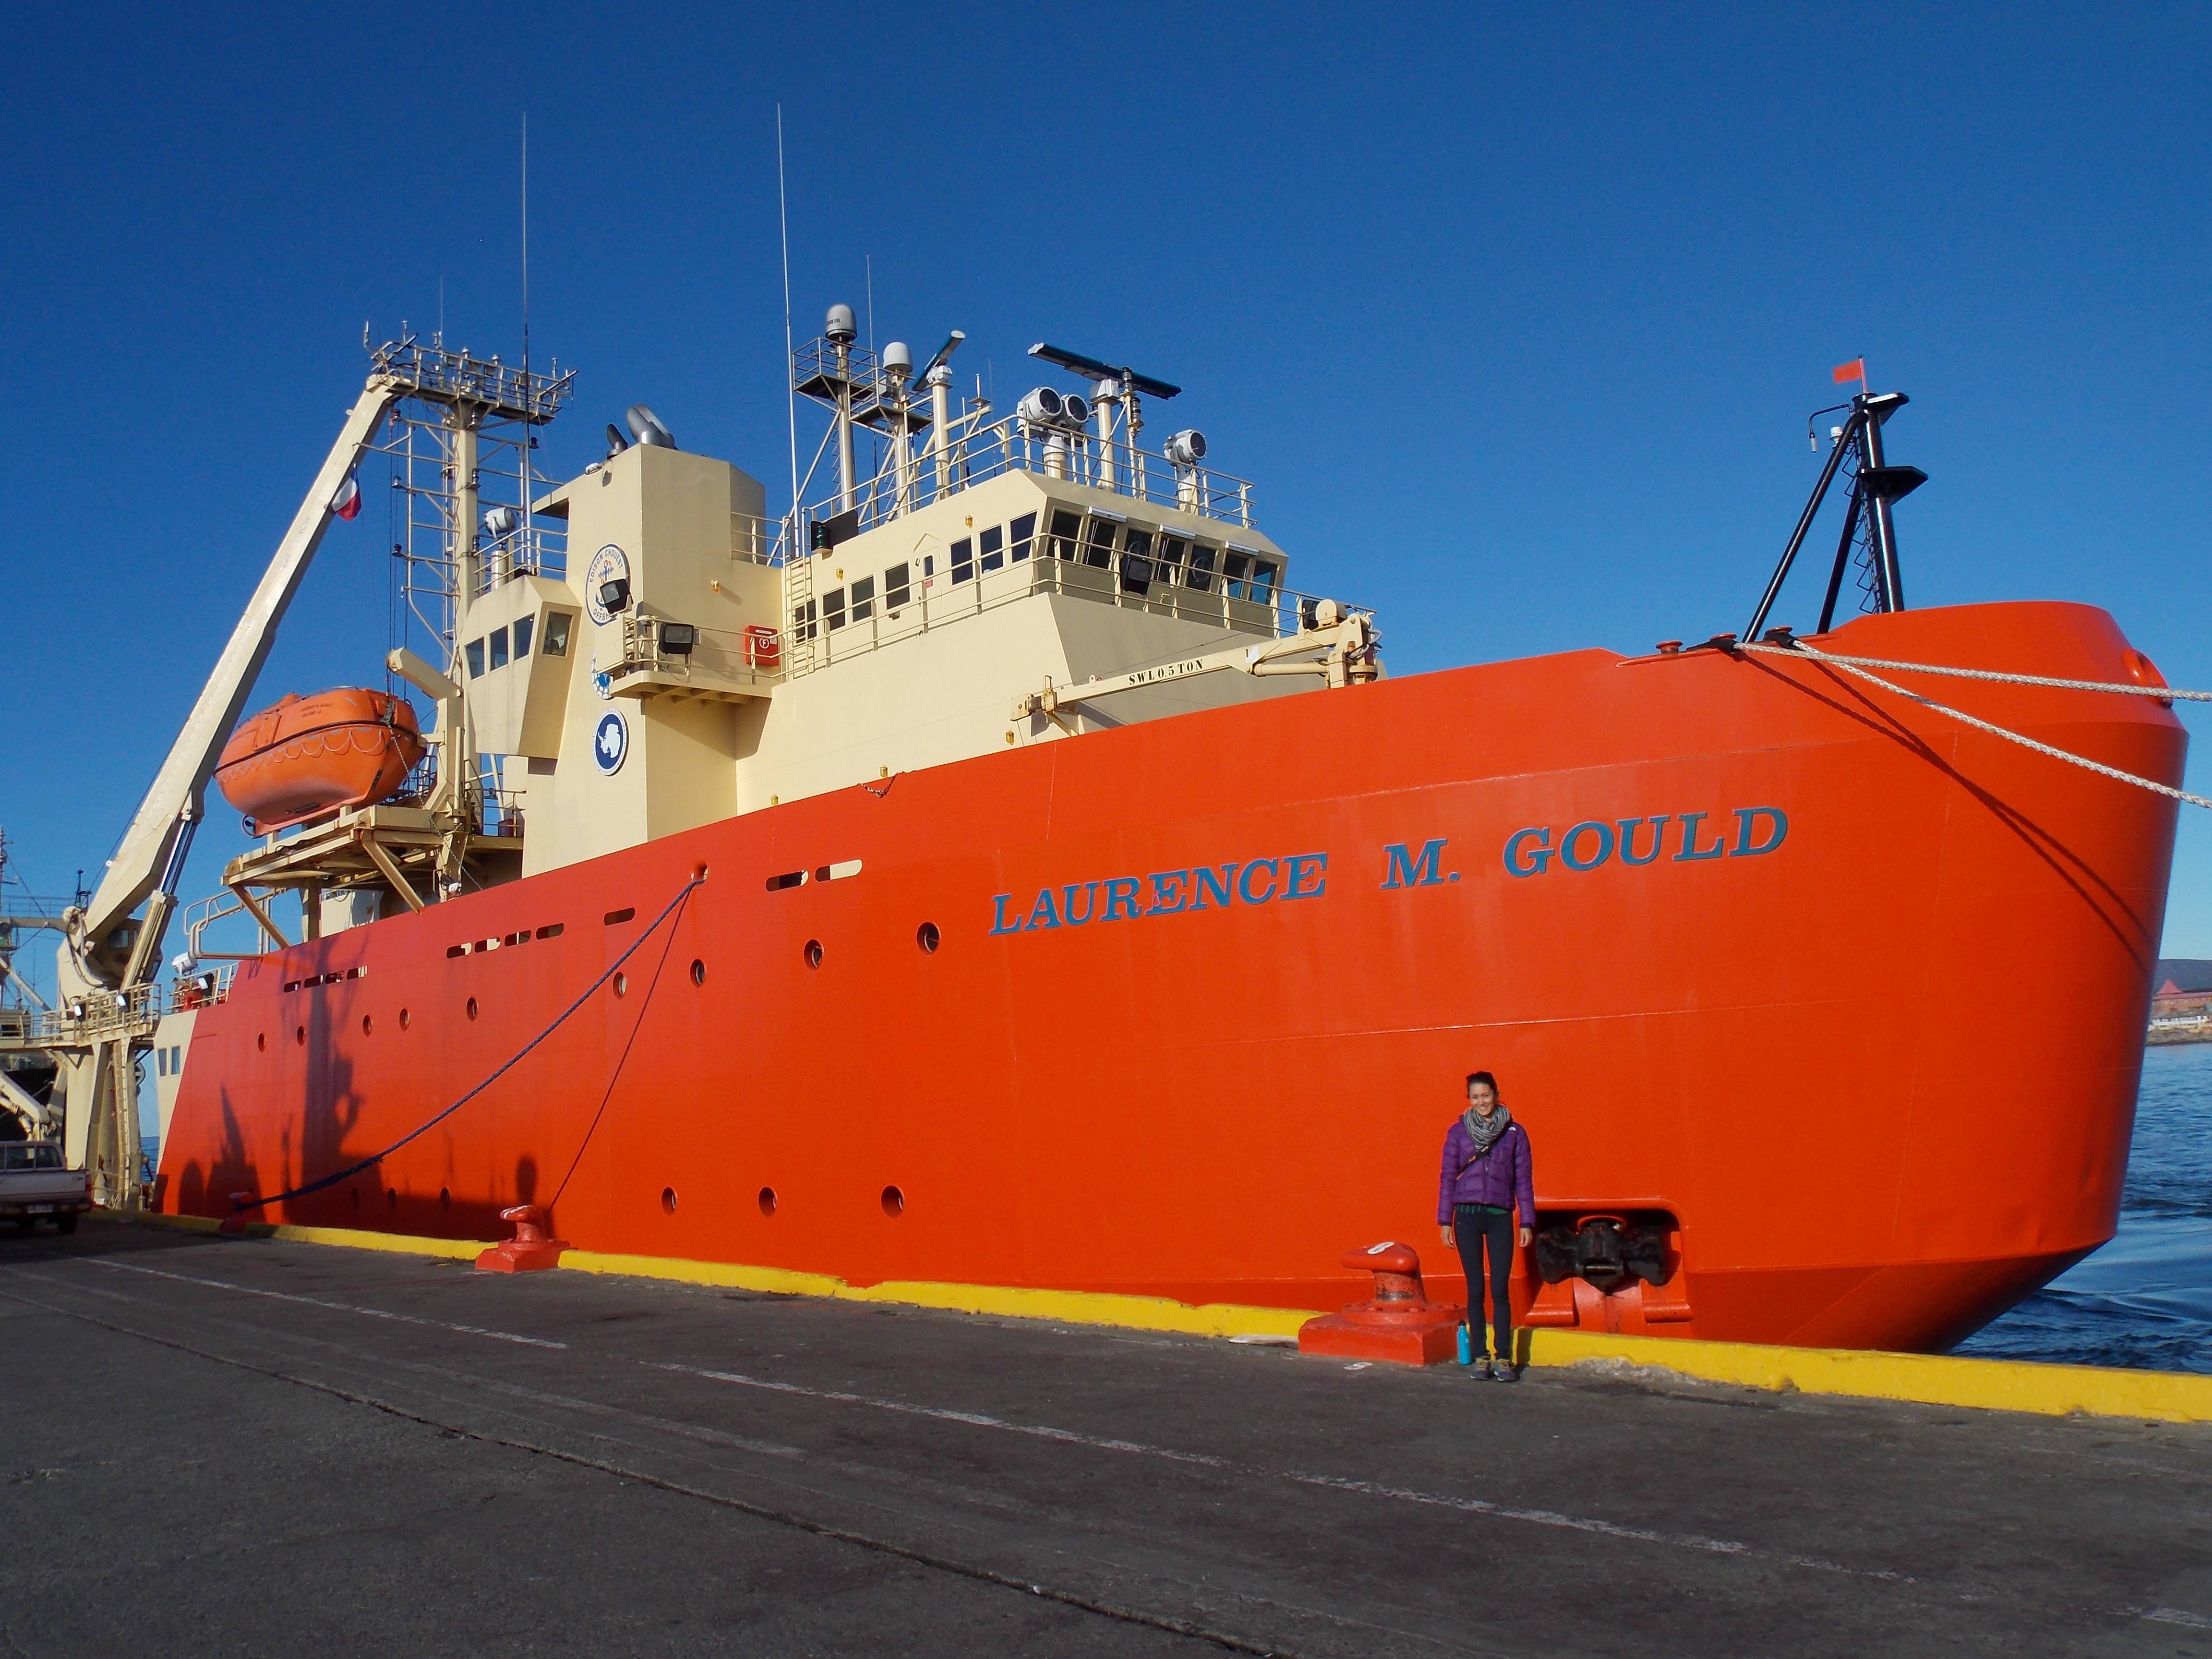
[294,1026,305,1046]
[757,1186,777,1217]
[256,1033,266,1052]
[694,862,709,880]
[881,1185,905,1218]
[399,1007,411,1030]
[439,1188,451,1211]
[614,972,629,998]
[804,939,823,970]
[466,996,479,1021]
[361,1014,373,1036]
[661,1186,678,1215]
[690,958,706,987]
[916,922,940,954]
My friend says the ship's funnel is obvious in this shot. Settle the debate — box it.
[625,405,676,450]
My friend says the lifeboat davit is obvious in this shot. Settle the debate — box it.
[214,689,425,833]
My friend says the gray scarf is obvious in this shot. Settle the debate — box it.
[1462,1103,1512,1158]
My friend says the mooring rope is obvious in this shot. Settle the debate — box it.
[1741,642,2212,702]
[231,873,703,1214]
[1740,639,2212,811]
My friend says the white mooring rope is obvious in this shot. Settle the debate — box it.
[1738,639,2212,812]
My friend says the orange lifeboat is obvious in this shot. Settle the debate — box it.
[214,689,425,833]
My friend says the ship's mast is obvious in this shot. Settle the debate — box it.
[1743,388,1927,644]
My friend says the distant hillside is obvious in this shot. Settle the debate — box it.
[2154,960,2212,996]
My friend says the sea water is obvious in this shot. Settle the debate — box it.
[1956,1042,2212,1373]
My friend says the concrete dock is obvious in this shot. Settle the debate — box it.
[2,1222,2208,1657]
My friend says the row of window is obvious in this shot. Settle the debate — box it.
[794,507,1283,638]
[464,611,574,680]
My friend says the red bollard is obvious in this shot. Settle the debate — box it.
[1297,1241,1467,1365]
[216,1192,257,1235]
[475,1204,570,1274]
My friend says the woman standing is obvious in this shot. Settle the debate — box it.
[1436,1070,1536,1381]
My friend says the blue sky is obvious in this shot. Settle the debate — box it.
[2,2,2208,977]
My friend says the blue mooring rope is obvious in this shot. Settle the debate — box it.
[232,875,703,1214]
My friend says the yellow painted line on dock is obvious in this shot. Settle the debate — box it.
[1521,1327,2212,1425]
[115,1211,2212,1423]
[558,1249,1313,1340]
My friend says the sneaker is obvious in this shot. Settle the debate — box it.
[1469,1355,1493,1380]
[1492,1361,1520,1384]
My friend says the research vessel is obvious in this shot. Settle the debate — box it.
[33,315,2182,1351]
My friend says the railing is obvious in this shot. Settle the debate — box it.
[185,890,282,961]
[15,981,168,1047]
[812,413,1255,540]
[785,548,1350,678]
[473,524,568,598]
[368,338,574,423]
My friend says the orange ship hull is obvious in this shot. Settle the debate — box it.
[214,688,424,833]
[155,600,2182,1351]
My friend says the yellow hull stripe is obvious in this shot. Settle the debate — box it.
[119,1212,2212,1423]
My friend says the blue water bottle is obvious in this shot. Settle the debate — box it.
[1456,1322,1473,1366]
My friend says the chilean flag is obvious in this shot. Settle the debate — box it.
[332,473,362,521]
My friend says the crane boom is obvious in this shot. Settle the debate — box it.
[76,375,401,970]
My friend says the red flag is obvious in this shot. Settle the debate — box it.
[332,474,361,520]
[1832,358,1865,385]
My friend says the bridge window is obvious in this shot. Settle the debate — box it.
[1010,512,1037,561]
[1157,537,1187,585]
[822,588,847,630]
[1250,560,1280,601]
[850,575,875,623]
[541,613,573,657]
[1223,552,1251,599]
[979,525,1004,573]
[791,598,817,642]
[513,616,534,658]
[1083,518,1116,569]
[1121,529,1154,594]
[465,637,486,677]
[489,627,510,670]
[884,562,911,611]
[1186,546,1217,591]
[1047,511,1081,558]
[950,538,974,584]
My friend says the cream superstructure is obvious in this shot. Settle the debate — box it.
[482,329,1377,879]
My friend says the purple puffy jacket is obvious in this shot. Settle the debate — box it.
[1436,1117,1535,1228]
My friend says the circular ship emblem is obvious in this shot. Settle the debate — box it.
[592,710,629,775]
[585,543,630,626]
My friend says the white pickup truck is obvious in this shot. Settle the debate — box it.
[0,1142,90,1233]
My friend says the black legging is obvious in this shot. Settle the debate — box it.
[1454,1204,1515,1360]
